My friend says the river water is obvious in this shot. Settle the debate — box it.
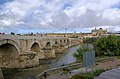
[50,45,80,68]
[49,44,94,68]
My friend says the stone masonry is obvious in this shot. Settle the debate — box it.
[0,35,82,68]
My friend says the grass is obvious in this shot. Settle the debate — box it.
[71,72,94,79]
[70,69,105,79]
[114,56,120,59]
[93,69,105,76]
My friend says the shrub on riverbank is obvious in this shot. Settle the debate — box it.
[93,69,105,76]
[71,72,94,79]
[93,35,120,56]
[73,45,91,61]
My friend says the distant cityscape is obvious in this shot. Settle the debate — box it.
[0,28,119,37]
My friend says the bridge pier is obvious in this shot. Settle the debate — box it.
[42,47,56,59]
[18,51,45,68]
[52,44,67,54]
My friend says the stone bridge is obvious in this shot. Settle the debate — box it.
[0,35,81,68]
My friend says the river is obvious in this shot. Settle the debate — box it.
[50,45,80,68]
[50,44,94,68]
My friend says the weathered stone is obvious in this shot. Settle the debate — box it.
[0,35,82,68]
[43,48,56,59]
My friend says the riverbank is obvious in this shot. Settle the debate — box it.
[46,56,120,79]
[95,56,120,70]
[37,43,120,79]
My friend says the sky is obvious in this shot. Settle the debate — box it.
[0,0,120,34]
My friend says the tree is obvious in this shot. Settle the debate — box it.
[11,32,15,35]
[93,35,120,56]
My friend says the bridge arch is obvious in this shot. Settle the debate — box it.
[64,40,66,43]
[55,41,58,44]
[0,39,20,67]
[46,42,51,47]
[0,39,20,54]
[67,39,69,43]
[30,42,40,52]
[30,42,45,60]
[29,40,42,51]
[60,40,62,43]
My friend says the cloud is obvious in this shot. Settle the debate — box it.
[0,0,120,33]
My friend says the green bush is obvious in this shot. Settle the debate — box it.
[61,64,65,66]
[93,35,120,56]
[71,69,105,79]
[93,69,105,76]
[73,46,91,60]
[71,73,94,79]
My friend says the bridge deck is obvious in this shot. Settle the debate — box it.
[0,35,69,40]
